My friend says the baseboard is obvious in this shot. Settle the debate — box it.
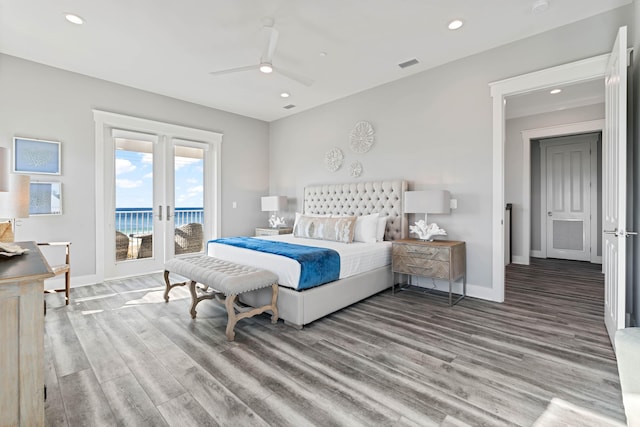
[407,277,502,303]
[530,250,544,258]
[511,255,529,265]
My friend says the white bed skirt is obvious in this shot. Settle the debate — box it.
[239,265,393,327]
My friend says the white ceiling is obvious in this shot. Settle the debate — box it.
[0,0,630,122]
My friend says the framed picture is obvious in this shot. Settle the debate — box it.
[13,137,61,175]
[29,182,62,216]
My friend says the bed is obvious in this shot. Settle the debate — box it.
[207,179,408,328]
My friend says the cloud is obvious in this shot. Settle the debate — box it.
[115,158,136,175]
[175,157,201,170]
[187,185,203,196]
[143,172,153,179]
[116,179,143,189]
[141,153,153,164]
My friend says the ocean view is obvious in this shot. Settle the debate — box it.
[115,207,203,235]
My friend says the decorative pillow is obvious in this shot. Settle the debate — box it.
[293,212,330,231]
[353,213,379,243]
[376,216,388,241]
[294,215,356,243]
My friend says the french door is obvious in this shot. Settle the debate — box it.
[94,110,222,281]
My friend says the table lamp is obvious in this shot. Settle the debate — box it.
[0,147,8,192]
[261,196,287,228]
[0,174,31,242]
[404,190,450,240]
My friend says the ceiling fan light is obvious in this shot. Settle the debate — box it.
[259,63,273,74]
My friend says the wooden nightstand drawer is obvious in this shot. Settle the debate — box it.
[392,243,449,261]
[393,258,450,280]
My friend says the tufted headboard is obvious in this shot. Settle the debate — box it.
[303,180,408,240]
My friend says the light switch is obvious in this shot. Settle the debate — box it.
[232,201,237,209]
[450,199,457,209]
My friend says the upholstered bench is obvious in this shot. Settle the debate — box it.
[164,255,279,341]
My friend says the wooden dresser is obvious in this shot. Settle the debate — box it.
[0,241,53,427]
[392,239,466,305]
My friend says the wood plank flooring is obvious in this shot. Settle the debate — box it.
[43,258,625,426]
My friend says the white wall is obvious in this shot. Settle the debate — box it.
[0,54,270,284]
[505,104,604,260]
[269,7,632,295]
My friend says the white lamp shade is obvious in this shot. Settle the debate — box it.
[404,190,450,214]
[261,195,287,212]
[0,174,30,218]
[0,147,8,192]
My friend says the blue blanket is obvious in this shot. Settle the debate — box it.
[208,237,340,290]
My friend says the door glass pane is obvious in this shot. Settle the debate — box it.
[114,138,154,260]
[174,145,204,255]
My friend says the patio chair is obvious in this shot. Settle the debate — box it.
[116,231,130,261]
[137,223,203,258]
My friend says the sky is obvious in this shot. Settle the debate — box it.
[115,149,203,209]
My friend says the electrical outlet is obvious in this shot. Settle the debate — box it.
[450,199,458,209]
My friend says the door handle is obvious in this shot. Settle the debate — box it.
[166,205,172,220]
[603,228,618,235]
[157,205,163,221]
[547,211,552,217]
[624,231,637,237]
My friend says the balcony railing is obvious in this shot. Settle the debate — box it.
[115,208,204,260]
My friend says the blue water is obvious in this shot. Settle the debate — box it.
[115,207,203,235]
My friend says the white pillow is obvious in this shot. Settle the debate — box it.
[376,216,388,241]
[353,213,379,243]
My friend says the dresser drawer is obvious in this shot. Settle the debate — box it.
[392,244,449,261]
[393,258,450,280]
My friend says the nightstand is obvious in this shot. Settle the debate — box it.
[255,227,293,236]
[392,239,466,306]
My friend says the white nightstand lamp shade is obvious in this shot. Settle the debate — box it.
[404,190,450,223]
[0,174,31,242]
[261,195,288,228]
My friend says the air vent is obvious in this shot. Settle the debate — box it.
[283,104,296,109]
[398,58,420,69]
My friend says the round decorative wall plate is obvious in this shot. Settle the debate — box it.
[350,121,375,153]
[349,161,363,178]
[324,147,344,172]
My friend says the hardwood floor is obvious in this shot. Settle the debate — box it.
[43,258,625,426]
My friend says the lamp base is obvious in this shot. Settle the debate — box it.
[0,220,14,243]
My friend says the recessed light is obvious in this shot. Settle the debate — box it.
[550,88,562,94]
[65,13,84,25]
[280,92,290,98]
[448,19,463,30]
[259,63,273,74]
[319,51,328,57]
[532,0,550,13]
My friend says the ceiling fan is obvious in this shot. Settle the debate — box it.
[209,19,314,87]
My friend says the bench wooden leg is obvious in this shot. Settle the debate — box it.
[225,295,239,341]
[188,280,221,319]
[163,270,190,302]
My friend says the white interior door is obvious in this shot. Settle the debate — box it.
[603,26,628,345]
[545,141,591,261]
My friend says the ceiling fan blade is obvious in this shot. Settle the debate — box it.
[209,64,258,76]
[262,26,279,62]
[275,67,314,87]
